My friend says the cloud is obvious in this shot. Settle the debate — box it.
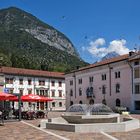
[87,38,130,58]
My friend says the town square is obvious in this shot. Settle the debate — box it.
[0,0,140,139]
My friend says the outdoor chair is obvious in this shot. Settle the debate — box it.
[26,111,36,120]
[36,111,45,118]
[13,109,19,119]
[21,111,28,119]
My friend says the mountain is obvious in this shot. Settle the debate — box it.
[0,7,88,72]
[101,52,120,61]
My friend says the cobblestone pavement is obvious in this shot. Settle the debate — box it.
[0,112,140,140]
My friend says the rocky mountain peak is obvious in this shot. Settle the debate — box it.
[101,51,120,61]
[0,7,78,56]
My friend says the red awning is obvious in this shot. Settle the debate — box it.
[9,94,53,102]
[0,92,16,101]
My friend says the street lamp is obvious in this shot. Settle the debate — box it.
[13,93,22,121]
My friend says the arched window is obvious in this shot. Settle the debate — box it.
[79,100,83,104]
[89,99,94,105]
[102,99,107,105]
[116,98,121,107]
[70,101,73,106]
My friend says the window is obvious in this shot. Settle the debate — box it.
[70,101,73,106]
[86,87,94,98]
[52,102,55,107]
[19,79,23,85]
[28,79,32,85]
[58,81,62,87]
[115,71,120,78]
[102,74,106,80]
[59,102,62,107]
[135,84,140,94]
[116,98,121,107]
[52,91,55,97]
[79,100,83,104]
[78,78,82,84]
[134,68,140,78]
[118,71,120,78]
[45,90,48,97]
[89,76,93,83]
[19,89,23,95]
[39,80,45,86]
[28,89,32,94]
[134,61,139,66]
[9,89,13,94]
[5,78,13,84]
[36,90,39,95]
[116,83,120,93]
[51,81,55,86]
[79,88,82,96]
[102,85,106,94]
[135,101,140,110]
[59,90,62,97]
[70,80,73,86]
[40,90,45,96]
[70,89,73,96]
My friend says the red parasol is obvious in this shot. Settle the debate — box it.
[0,92,16,101]
[9,94,53,102]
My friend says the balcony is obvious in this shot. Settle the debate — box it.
[86,87,95,98]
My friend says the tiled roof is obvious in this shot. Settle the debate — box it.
[0,66,64,79]
[70,54,129,73]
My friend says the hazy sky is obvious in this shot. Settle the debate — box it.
[0,0,140,63]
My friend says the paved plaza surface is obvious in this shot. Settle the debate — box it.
[0,112,140,140]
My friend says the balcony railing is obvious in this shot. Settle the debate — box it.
[86,87,95,98]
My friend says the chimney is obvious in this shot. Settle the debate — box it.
[129,51,134,56]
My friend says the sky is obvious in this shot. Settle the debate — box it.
[0,0,140,63]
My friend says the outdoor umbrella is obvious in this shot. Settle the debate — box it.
[9,94,53,102]
[0,92,16,101]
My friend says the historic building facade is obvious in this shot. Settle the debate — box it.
[65,52,140,113]
[0,67,66,111]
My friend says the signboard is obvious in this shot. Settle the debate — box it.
[4,88,9,93]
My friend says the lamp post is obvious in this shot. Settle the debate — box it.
[13,93,21,121]
[69,92,71,106]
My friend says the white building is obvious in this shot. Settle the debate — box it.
[65,52,140,113]
[0,66,66,111]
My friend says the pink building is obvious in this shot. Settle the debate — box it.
[65,52,140,112]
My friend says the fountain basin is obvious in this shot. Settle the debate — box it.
[61,113,120,124]
[40,104,139,132]
[40,116,139,132]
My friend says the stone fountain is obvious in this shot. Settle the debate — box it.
[40,104,139,133]
[61,104,120,124]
